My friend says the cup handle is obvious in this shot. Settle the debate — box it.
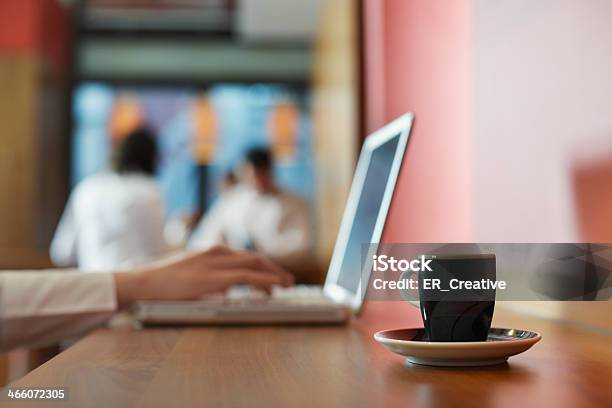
[399,270,420,308]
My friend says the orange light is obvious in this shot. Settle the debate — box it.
[192,96,218,165]
[268,101,299,162]
[109,94,144,143]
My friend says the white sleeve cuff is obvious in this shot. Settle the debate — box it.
[1,270,117,319]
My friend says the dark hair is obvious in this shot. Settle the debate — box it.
[115,128,158,176]
[223,169,238,186]
[245,147,272,171]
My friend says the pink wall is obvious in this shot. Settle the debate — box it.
[361,0,473,326]
[360,1,612,327]
[364,0,473,243]
[364,0,612,244]
[472,0,612,242]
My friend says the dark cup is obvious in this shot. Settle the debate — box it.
[418,254,496,342]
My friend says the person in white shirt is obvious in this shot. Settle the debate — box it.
[0,246,293,351]
[51,128,168,272]
[189,148,314,280]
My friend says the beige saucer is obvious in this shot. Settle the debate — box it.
[374,327,541,367]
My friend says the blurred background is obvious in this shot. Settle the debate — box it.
[0,0,360,274]
[2,0,612,383]
[0,0,360,382]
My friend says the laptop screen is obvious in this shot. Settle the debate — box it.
[336,136,400,293]
[324,113,413,310]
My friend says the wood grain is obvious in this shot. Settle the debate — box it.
[3,308,611,408]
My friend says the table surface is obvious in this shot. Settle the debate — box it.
[3,305,612,408]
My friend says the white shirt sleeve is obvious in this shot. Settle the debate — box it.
[145,186,171,257]
[250,196,313,257]
[0,271,117,351]
[50,195,78,267]
[188,197,228,250]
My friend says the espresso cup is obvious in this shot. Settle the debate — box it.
[418,254,496,342]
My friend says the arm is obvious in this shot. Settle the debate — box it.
[0,246,292,351]
[0,271,115,351]
[145,185,172,255]
[252,198,313,258]
[250,198,319,282]
[188,197,228,249]
[49,195,78,267]
[114,246,293,307]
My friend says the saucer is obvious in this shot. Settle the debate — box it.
[374,327,541,367]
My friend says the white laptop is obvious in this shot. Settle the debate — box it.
[133,113,414,324]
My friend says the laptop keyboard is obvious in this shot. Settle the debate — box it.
[208,285,332,306]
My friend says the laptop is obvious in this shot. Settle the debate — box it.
[133,113,414,324]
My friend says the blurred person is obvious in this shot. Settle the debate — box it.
[165,170,242,248]
[189,148,315,280]
[221,168,239,194]
[51,128,169,272]
[0,246,292,351]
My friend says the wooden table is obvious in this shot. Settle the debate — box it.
[3,305,611,408]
